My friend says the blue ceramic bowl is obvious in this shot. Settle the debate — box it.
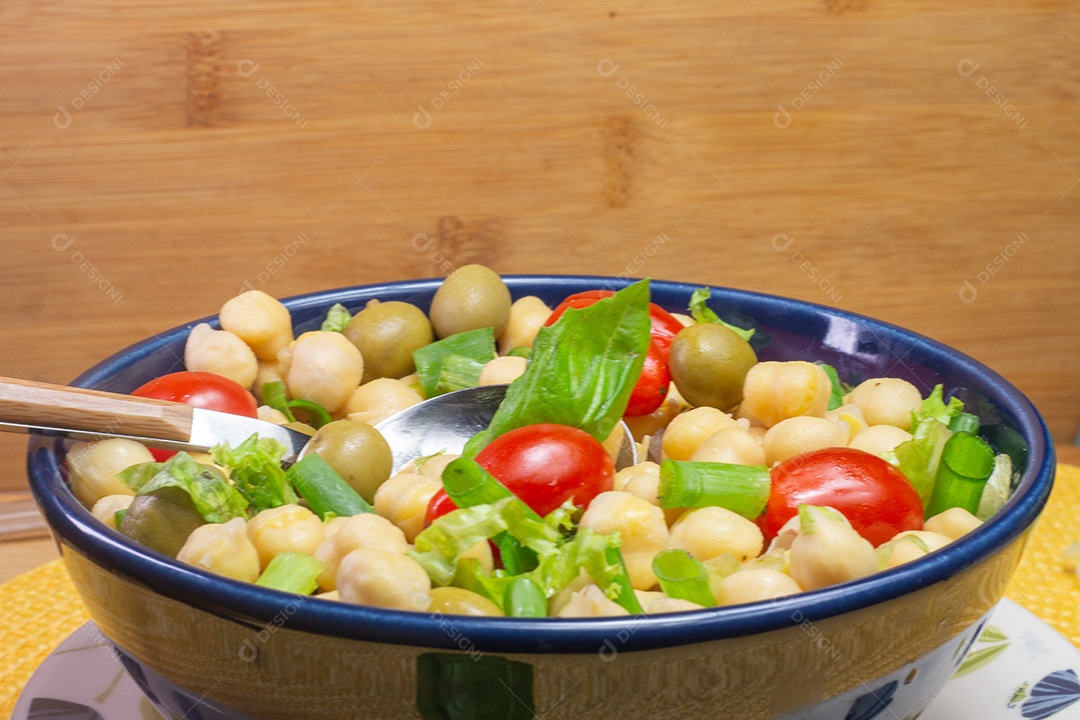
[28,276,1054,720]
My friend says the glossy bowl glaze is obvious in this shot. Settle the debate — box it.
[28,276,1055,720]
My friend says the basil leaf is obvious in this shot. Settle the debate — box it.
[471,279,651,452]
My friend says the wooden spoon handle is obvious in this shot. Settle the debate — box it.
[0,376,194,442]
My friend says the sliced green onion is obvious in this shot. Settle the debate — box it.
[114,509,126,527]
[658,460,771,519]
[652,549,716,608]
[256,552,324,594]
[506,346,531,359]
[949,412,981,435]
[925,432,996,517]
[441,457,536,516]
[413,328,496,398]
[817,363,845,411]
[287,453,373,519]
[604,546,645,614]
[434,354,486,395]
[320,303,352,332]
[260,381,297,423]
[286,398,332,429]
[504,577,547,617]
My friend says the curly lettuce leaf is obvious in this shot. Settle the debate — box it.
[211,434,298,513]
[689,287,755,341]
[886,385,965,507]
[123,452,248,523]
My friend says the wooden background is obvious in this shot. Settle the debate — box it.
[1,0,1078,495]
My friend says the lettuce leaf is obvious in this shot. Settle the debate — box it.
[211,434,298,513]
[689,287,755,341]
[886,385,964,507]
[410,496,561,586]
[125,452,248,523]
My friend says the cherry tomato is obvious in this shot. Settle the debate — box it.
[546,290,684,417]
[761,447,924,547]
[132,371,258,460]
[423,423,615,526]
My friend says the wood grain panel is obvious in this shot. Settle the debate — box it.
[1,0,1077,492]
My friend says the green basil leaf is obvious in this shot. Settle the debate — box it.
[471,279,651,453]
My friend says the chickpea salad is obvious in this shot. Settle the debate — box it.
[67,267,1015,618]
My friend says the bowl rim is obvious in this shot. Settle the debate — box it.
[28,274,1056,655]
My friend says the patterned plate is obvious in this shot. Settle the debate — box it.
[12,599,1080,720]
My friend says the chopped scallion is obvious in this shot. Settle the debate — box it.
[255,552,324,595]
[286,453,373,519]
[658,460,771,519]
[925,431,996,517]
[652,549,715,608]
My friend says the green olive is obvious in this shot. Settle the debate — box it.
[302,420,393,503]
[669,323,758,411]
[119,486,207,558]
[343,300,434,383]
[428,264,511,339]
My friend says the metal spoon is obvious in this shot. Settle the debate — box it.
[374,384,639,474]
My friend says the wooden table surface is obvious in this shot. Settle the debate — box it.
[1,0,1078,503]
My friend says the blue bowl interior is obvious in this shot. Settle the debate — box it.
[27,275,1055,654]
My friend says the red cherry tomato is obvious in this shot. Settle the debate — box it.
[546,290,684,417]
[423,423,615,526]
[132,371,258,460]
[761,447,924,547]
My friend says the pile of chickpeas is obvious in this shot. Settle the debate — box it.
[66,266,985,617]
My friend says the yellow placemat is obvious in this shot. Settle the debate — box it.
[1,467,1078,719]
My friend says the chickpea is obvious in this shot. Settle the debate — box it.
[634,590,705,614]
[344,378,423,426]
[662,407,738,461]
[742,361,831,428]
[555,584,629,618]
[90,494,134,529]
[789,506,877,591]
[428,587,504,617]
[623,389,689,442]
[314,514,409,591]
[412,453,461,483]
[717,568,802,606]
[614,461,682,525]
[429,265,512,339]
[826,403,868,440]
[67,439,152,508]
[372,472,441,543]
[878,530,952,570]
[924,507,983,540]
[285,331,364,412]
[579,491,669,590]
[337,548,431,611]
[690,427,766,466]
[257,405,291,425]
[247,504,325,569]
[849,425,913,459]
[497,295,552,355]
[460,540,495,575]
[668,506,764,563]
[218,290,293,361]
[762,416,848,465]
[478,355,527,386]
[177,517,261,583]
[184,323,258,389]
[253,360,285,400]
[847,378,923,430]
[548,571,593,616]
